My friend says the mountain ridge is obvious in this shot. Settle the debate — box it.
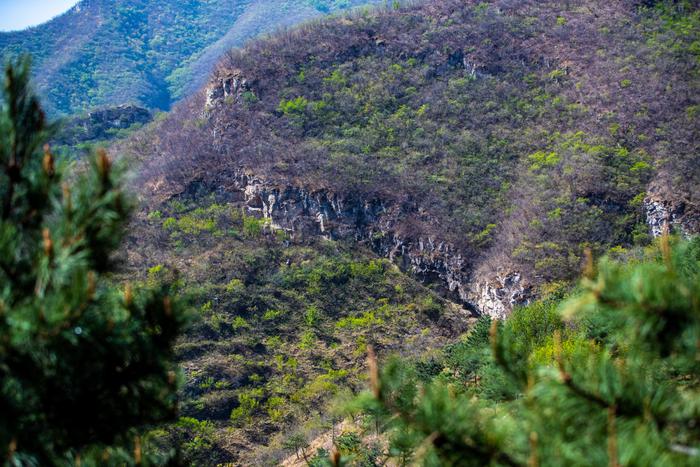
[100,3,700,461]
[0,0,379,116]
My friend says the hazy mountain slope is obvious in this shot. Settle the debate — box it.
[169,0,382,101]
[130,0,700,317]
[0,0,377,115]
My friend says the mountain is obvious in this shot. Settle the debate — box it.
[0,0,378,116]
[131,0,700,316]
[114,0,700,463]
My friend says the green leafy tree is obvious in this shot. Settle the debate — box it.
[283,432,311,462]
[0,59,189,465]
[353,236,700,466]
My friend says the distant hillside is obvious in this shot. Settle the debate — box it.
[130,0,699,316]
[53,104,152,151]
[0,0,377,116]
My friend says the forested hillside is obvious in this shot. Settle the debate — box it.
[123,192,467,464]
[0,0,377,115]
[131,0,700,317]
[2,0,699,465]
[108,0,700,464]
[347,235,700,466]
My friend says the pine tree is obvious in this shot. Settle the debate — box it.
[0,58,189,465]
[354,236,700,466]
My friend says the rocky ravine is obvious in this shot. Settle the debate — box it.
[182,74,697,320]
[196,71,531,319]
[176,164,528,319]
[223,168,697,320]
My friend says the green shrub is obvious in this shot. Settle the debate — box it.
[263,309,284,321]
[225,278,244,294]
[230,388,264,425]
[336,432,362,453]
[231,316,250,330]
[243,214,265,237]
[305,305,320,327]
[335,309,383,330]
[278,96,309,116]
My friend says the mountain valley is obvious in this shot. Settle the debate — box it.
[1,0,699,465]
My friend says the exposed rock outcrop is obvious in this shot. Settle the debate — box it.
[204,70,251,110]
[185,168,530,318]
[644,194,699,238]
[467,272,532,320]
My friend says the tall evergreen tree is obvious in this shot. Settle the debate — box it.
[0,58,188,465]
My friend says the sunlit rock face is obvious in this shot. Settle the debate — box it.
[468,272,532,320]
[644,194,699,238]
[204,70,250,110]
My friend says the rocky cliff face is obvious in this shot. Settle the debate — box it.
[187,166,531,318]
[204,70,250,111]
[644,193,700,238]
[467,272,532,320]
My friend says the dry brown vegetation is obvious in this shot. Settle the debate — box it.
[109,1,700,463]
[128,0,699,287]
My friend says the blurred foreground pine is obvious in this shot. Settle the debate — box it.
[348,236,700,466]
[0,58,188,465]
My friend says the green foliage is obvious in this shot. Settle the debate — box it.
[305,305,321,327]
[263,308,284,321]
[279,96,310,115]
[128,188,451,464]
[89,1,700,464]
[336,431,362,453]
[142,0,700,291]
[0,0,378,116]
[335,308,384,329]
[241,90,259,105]
[231,316,250,330]
[176,417,215,457]
[515,130,653,280]
[283,432,310,460]
[299,329,317,350]
[225,278,244,294]
[230,387,265,425]
[242,214,266,237]
[278,96,311,126]
[528,150,560,171]
[353,237,700,465]
[0,59,188,464]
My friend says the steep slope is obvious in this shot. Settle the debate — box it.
[122,191,467,464]
[0,0,377,116]
[130,0,700,318]
[108,1,700,464]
